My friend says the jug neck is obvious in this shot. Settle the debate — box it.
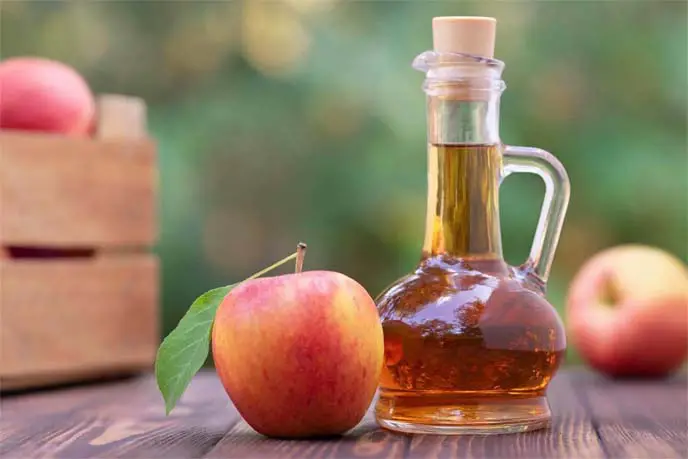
[426,94,501,145]
[421,143,504,261]
[416,52,505,261]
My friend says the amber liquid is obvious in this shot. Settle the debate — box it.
[375,144,566,434]
[423,144,503,258]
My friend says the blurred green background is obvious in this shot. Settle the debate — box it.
[2,1,686,363]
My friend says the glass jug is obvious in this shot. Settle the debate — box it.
[375,21,570,435]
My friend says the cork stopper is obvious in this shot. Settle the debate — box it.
[432,16,496,59]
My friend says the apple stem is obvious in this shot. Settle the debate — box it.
[295,242,307,273]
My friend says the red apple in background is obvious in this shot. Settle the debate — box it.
[211,255,384,438]
[0,57,95,135]
[567,244,688,378]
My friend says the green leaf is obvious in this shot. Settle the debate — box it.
[155,284,234,415]
[155,247,304,415]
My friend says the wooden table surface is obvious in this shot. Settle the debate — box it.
[1,369,686,459]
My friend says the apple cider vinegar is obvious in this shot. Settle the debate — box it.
[423,143,502,259]
[375,144,566,433]
[374,17,570,435]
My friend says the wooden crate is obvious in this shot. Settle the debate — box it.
[0,95,159,391]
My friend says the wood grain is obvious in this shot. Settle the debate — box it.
[407,373,607,459]
[1,370,687,458]
[0,131,156,247]
[580,371,688,458]
[0,254,159,389]
[1,372,238,459]
[407,416,606,459]
[203,400,408,459]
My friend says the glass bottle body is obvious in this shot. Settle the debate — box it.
[375,52,570,434]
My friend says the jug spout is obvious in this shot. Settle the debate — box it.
[414,21,505,149]
[413,16,506,101]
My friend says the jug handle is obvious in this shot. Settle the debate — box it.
[501,146,571,289]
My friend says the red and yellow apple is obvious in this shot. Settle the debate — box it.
[567,244,688,377]
[212,270,384,438]
[0,57,95,135]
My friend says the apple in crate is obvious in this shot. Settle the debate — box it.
[0,57,95,135]
[212,270,384,438]
[567,245,688,377]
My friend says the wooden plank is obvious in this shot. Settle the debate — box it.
[0,254,159,389]
[581,371,687,421]
[581,371,688,458]
[2,369,687,458]
[594,418,687,459]
[1,372,239,458]
[406,371,606,458]
[203,399,408,459]
[407,417,606,459]
[0,131,156,247]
